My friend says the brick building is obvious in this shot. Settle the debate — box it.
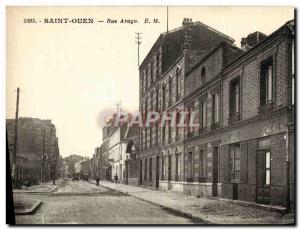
[184,19,295,208]
[138,18,295,209]
[139,18,236,190]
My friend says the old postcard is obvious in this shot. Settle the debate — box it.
[6,6,295,225]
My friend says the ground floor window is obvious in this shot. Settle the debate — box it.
[229,144,240,182]
[265,151,271,185]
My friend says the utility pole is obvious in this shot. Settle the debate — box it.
[135,32,142,67]
[41,129,46,182]
[52,137,58,185]
[166,6,169,65]
[12,87,20,187]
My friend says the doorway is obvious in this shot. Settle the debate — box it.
[156,156,160,188]
[212,146,219,197]
[139,160,142,185]
[256,150,271,204]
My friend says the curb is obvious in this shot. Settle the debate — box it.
[15,200,42,215]
[97,183,211,224]
[212,197,287,214]
[50,180,66,193]
[13,180,66,194]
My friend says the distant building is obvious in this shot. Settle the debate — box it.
[92,116,139,183]
[6,117,60,185]
[74,160,83,174]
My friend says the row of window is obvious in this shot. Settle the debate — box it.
[141,52,289,149]
[187,148,207,181]
[141,51,161,94]
[141,124,182,151]
[229,143,271,185]
[187,55,276,132]
[140,142,271,185]
[229,56,275,121]
[142,69,182,111]
[141,154,182,182]
[187,92,220,136]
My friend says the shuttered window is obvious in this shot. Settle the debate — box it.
[229,144,240,183]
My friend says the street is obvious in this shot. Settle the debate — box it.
[15,180,203,224]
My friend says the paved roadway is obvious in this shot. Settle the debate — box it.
[15,180,203,224]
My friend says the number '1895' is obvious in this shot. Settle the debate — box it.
[23,18,37,23]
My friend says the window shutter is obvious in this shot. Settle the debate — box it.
[240,141,248,183]
[203,148,207,179]
[220,145,230,183]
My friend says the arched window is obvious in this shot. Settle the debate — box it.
[201,67,206,82]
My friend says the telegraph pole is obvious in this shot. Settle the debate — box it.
[12,87,20,187]
[135,32,142,67]
[41,129,46,182]
[166,6,169,65]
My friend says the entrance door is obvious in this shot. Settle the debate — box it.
[156,156,160,188]
[212,146,219,197]
[256,150,271,204]
[108,166,112,181]
[125,162,128,185]
[168,155,172,181]
[168,155,172,190]
[139,160,142,185]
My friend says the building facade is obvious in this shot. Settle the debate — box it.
[139,18,236,191]
[6,117,60,186]
[184,20,295,208]
[138,18,295,209]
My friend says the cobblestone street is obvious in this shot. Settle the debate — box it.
[15,180,203,224]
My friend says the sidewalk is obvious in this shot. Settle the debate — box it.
[93,180,294,225]
[13,193,42,215]
[13,179,65,193]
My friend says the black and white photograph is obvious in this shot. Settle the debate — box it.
[4,5,296,225]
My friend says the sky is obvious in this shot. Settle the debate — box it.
[6,6,294,157]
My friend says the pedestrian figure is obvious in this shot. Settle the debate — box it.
[114,174,118,183]
[23,174,31,189]
[95,176,100,186]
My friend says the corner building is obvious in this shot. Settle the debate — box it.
[138,18,235,191]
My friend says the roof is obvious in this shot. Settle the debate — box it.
[162,21,234,43]
[222,19,294,76]
[139,20,235,70]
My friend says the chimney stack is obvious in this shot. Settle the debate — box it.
[182,18,193,27]
[241,31,267,51]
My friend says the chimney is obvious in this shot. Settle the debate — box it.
[241,31,267,51]
[182,18,193,27]
[182,18,193,51]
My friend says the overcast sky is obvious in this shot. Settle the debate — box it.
[6,6,294,157]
